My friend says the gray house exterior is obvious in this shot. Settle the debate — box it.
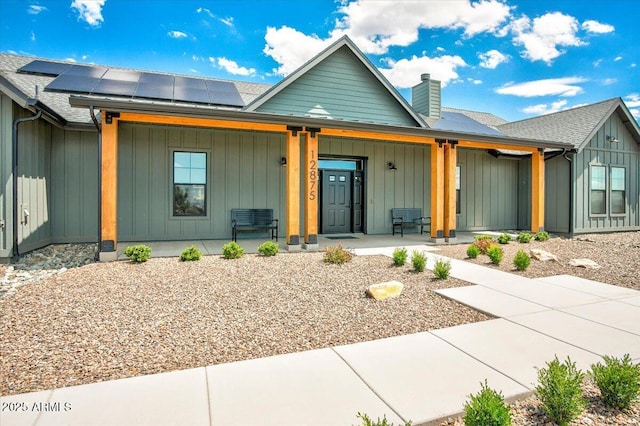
[1,37,638,262]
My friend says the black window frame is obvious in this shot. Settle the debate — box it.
[172,151,208,217]
[589,165,607,216]
[610,166,626,215]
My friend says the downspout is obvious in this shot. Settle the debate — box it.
[89,106,102,260]
[562,149,574,237]
[12,108,42,259]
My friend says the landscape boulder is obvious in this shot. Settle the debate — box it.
[569,258,601,269]
[366,281,404,300]
[530,249,559,262]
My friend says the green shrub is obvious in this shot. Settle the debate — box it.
[411,251,426,272]
[497,233,511,244]
[466,244,480,259]
[516,232,532,243]
[392,247,408,266]
[433,259,451,279]
[323,244,353,265]
[179,245,202,261]
[222,241,244,259]
[258,241,279,257]
[474,239,494,255]
[535,231,550,241]
[513,250,531,271]
[123,244,152,263]
[486,245,504,265]
[356,412,412,426]
[535,356,585,426]
[463,380,512,426]
[590,354,640,410]
[474,234,494,241]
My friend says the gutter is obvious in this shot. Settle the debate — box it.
[12,103,42,259]
[89,106,102,260]
[68,95,572,151]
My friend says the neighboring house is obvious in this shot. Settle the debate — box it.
[0,36,637,262]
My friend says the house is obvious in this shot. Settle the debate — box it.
[1,36,638,262]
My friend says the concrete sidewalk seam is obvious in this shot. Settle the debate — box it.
[556,306,640,337]
[204,365,213,426]
[329,347,409,425]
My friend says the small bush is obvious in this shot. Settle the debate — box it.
[258,241,279,257]
[497,233,511,244]
[467,244,481,259]
[516,232,532,243]
[590,354,640,410]
[222,241,244,259]
[433,259,451,279]
[463,380,512,426]
[392,247,408,266]
[535,356,585,426]
[535,231,550,241]
[513,250,531,271]
[474,239,494,255]
[123,244,151,263]
[486,245,504,265]
[474,234,494,241]
[356,412,412,426]
[179,245,202,261]
[324,244,353,265]
[411,251,426,272]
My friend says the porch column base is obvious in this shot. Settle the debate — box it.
[446,229,456,243]
[302,243,319,251]
[99,251,118,262]
[431,238,446,244]
[286,244,302,252]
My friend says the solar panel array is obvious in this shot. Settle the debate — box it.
[18,60,245,107]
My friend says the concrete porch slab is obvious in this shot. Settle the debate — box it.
[435,285,549,318]
[432,319,602,390]
[508,310,640,359]
[619,295,640,307]
[334,332,529,425]
[0,390,53,426]
[560,300,640,336]
[535,275,639,299]
[24,367,210,425]
[206,348,404,426]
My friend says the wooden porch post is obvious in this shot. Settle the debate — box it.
[303,131,319,249]
[100,113,118,261]
[443,142,457,242]
[531,148,545,232]
[285,128,301,250]
[430,143,445,241]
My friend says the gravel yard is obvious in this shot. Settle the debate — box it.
[1,252,488,396]
[436,231,640,290]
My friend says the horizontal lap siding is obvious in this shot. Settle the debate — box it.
[118,123,285,241]
[320,136,430,234]
[256,46,417,127]
[574,113,640,233]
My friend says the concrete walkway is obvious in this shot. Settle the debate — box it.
[2,247,639,426]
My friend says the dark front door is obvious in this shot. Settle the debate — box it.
[321,170,352,233]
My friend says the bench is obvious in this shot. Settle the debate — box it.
[231,209,278,242]
[391,208,430,237]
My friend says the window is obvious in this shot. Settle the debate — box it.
[611,167,626,214]
[173,152,206,216]
[456,165,461,214]
[590,165,606,215]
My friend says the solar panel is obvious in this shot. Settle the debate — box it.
[175,76,207,89]
[18,60,72,76]
[210,91,245,107]
[134,73,175,99]
[46,74,101,93]
[174,87,210,103]
[207,80,238,93]
[93,79,138,97]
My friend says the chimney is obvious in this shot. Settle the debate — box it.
[411,73,441,119]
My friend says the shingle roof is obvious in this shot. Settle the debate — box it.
[497,98,636,150]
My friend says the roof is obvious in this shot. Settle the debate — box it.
[441,107,508,129]
[245,36,427,128]
[428,111,503,136]
[498,98,640,151]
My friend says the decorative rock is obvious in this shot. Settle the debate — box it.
[366,280,404,300]
[569,258,601,269]
[530,249,559,262]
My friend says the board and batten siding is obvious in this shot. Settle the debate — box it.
[117,123,286,241]
[456,148,521,231]
[544,156,571,233]
[573,112,640,233]
[256,46,417,127]
[320,136,430,234]
[0,95,14,257]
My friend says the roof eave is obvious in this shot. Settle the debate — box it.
[0,74,68,127]
[69,95,571,150]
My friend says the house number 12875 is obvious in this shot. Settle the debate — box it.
[309,150,317,200]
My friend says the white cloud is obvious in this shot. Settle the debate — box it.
[71,0,106,27]
[625,93,640,108]
[196,7,215,18]
[168,31,187,39]
[522,99,568,115]
[496,77,588,97]
[467,78,483,85]
[263,26,335,76]
[602,78,617,85]
[379,54,467,89]
[630,109,640,119]
[436,46,445,52]
[632,63,637,68]
[64,57,78,63]
[582,20,614,34]
[592,59,602,67]
[214,57,256,76]
[614,56,623,61]
[30,31,36,42]
[478,49,509,69]
[27,5,47,15]
[196,7,234,27]
[509,12,584,64]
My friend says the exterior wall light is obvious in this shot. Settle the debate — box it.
[607,135,619,143]
[280,156,287,166]
[387,161,397,170]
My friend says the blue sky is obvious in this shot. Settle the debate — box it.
[1,0,638,122]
